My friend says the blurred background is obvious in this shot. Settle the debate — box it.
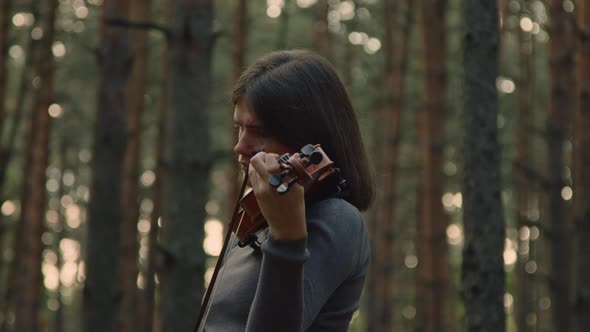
[0,0,588,331]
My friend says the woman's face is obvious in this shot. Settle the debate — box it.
[233,101,292,173]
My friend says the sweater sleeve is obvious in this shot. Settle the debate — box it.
[245,199,367,332]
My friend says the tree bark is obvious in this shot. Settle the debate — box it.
[369,0,413,331]
[118,1,150,331]
[0,0,38,232]
[276,0,290,50]
[13,0,58,331]
[0,0,10,130]
[0,5,40,329]
[84,1,131,331]
[461,1,505,331]
[514,2,536,331]
[139,0,171,330]
[573,1,590,331]
[312,0,332,61]
[159,1,213,331]
[227,0,247,223]
[54,139,67,332]
[416,1,449,332]
[547,1,575,331]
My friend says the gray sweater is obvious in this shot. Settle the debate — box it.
[202,198,370,332]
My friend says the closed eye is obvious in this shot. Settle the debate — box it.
[232,123,244,136]
[233,122,270,138]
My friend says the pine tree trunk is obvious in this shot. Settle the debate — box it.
[227,0,247,222]
[370,0,412,331]
[139,1,171,331]
[84,1,131,331]
[0,0,10,129]
[312,0,332,61]
[461,1,505,331]
[547,1,575,331]
[13,0,58,331]
[54,139,66,332]
[573,1,590,330]
[0,13,39,201]
[119,1,150,331]
[0,6,40,328]
[159,1,213,330]
[514,1,535,330]
[416,1,449,331]
[499,0,510,41]
[276,0,290,50]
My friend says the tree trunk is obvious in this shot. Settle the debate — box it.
[499,0,509,39]
[370,0,413,331]
[0,5,40,329]
[416,1,449,332]
[54,139,66,332]
[514,2,536,331]
[13,0,58,331]
[227,0,247,222]
[573,1,590,331]
[139,1,171,330]
[547,1,575,331]
[84,1,131,331]
[0,0,38,231]
[461,1,505,332]
[276,0,289,50]
[118,1,150,331]
[159,1,213,330]
[312,0,332,61]
[0,0,10,130]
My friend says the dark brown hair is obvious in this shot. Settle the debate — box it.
[232,50,374,211]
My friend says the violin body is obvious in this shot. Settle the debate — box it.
[232,192,265,244]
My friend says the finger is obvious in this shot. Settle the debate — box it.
[248,163,262,192]
[264,153,281,174]
[250,152,273,182]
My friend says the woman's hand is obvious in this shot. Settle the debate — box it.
[248,152,307,240]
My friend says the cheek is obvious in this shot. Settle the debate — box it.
[276,142,295,156]
[264,141,287,156]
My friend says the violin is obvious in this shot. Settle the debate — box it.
[232,144,339,248]
[193,144,345,332]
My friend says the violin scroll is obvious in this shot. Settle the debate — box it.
[268,144,334,194]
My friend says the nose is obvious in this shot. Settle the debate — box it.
[233,131,252,157]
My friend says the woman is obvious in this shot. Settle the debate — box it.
[201,50,374,332]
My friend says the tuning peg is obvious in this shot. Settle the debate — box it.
[307,150,323,165]
[300,144,315,156]
[269,172,285,187]
[278,153,291,165]
[277,177,298,194]
[300,145,323,165]
[270,154,291,188]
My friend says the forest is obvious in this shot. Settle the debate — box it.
[0,0,588,331]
